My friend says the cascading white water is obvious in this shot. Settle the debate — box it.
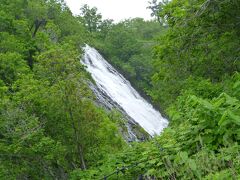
[82,45,168,136]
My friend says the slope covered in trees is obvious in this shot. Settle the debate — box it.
[0,0,240,179]
[0,0,125,179]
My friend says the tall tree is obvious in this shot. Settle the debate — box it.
[79,4,102,32]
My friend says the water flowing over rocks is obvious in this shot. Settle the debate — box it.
[81,45,168,141]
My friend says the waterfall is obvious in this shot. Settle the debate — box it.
[82,45,168,136]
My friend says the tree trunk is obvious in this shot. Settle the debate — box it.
[31,19,47,38]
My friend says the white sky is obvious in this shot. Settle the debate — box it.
[64,0,153,22]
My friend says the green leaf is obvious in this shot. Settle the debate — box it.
[228,111,240,125]
[188,159,197,171]
[148,159,157,165]
[179,151,188,162]
[146,168,157,176]
[218,111,228,126]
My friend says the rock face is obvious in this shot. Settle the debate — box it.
[81,45,168,141]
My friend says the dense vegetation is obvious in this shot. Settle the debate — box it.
[0,0,125,179]
[0,0,239,179]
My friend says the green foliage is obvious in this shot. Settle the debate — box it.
[0,0,124,178]
[83,75,240,179]
[104,23,141,61]
[147,0,170,24]
[79,4,102,32]
[0,53,30,85]
[0,0,239,179]
[149,0,240,109]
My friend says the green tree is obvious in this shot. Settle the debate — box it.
[79,4,102,32]
[147,0,169,24]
